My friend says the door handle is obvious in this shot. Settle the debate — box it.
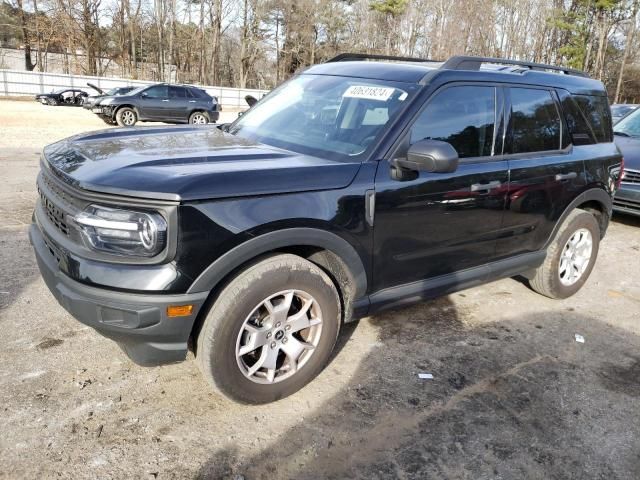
[162,99,169,102]
[189,100,197,103]
[470,180,501,192]
[555,172,577,181]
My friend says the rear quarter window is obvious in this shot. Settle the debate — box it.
[573,95,613,143]
[558,92,597,146]
[189,88,211,99]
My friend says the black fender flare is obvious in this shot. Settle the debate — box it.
[186,228,368,299]
[544,188,612,248]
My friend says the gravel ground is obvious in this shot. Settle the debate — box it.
[1,99,640,479]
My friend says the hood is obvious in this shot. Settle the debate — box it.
[43,126,363,201]
[614,134,640,170]
[87,82,104,94]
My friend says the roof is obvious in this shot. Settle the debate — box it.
[304,54,607,96]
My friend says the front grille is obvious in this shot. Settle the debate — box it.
[36,167,84,238]
[38,185,69,235]
[613,196,640,211]
[623,169,640,184]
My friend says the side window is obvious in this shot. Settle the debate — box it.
[573,95,613,143]
[169,86,186,99]
[410,85,496,158]
[507,88,561,154]
[558,91,596,146]
[189,88,208,99]
[144,85,168,99]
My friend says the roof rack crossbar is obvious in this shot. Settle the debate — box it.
[327,53,441,64]
[441,55,589,77]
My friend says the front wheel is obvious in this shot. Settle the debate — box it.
[189,111,209,124]
[197,254,341,404]
[529,209,600,299]
[116,107,137,127]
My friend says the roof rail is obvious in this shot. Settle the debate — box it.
[441,55,589,78]
[327,53,440,64]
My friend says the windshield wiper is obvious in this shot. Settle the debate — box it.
[613,131,631,137]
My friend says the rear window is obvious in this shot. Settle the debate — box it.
[573,95,612,143]
[506,88,561,154]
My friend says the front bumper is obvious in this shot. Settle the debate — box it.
[613,183,640,217]
[30,224,209,366]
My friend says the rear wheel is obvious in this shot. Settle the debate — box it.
[197,254,341,404]
[189,111,209,124]
[529,209,600,299]
[116,107,137,127]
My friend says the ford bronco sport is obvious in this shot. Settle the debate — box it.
[30,54,623,404]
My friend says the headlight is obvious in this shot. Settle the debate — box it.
[75,205,167,257]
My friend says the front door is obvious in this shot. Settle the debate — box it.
[139,85,170,120]
[373,84,509,292]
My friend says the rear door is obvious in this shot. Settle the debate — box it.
[496,86,586,257]
[169,86,189,121]
[373,83,509,291]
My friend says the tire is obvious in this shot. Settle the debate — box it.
[116,107,137,127]
[529,209,600,299]
[197,254,341,404]
[189,111,209,124]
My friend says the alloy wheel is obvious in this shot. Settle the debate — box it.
[122,110,135,125]
[559,228,593,286]
[191,113,208,124]
[235,290,323,384]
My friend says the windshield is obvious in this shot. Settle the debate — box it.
[611,105,636,117]
[614,108,640,138]
[123,86,146,96]
[229,75,418,161]
[105,87,131,96]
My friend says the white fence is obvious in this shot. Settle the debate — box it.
[0,69,269,110]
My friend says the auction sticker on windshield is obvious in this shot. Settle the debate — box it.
[343,85,395,102]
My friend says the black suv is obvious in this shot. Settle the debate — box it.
[91,83,220,126]
[31,54,622,404]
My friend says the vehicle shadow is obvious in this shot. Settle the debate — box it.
[611,212,640,228]
[196,297,640,480]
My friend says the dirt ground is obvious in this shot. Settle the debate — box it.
[1,99,640,480]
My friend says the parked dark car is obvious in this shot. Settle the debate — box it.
[30,54,622,404]
[90,83,220,126]
[611,103,638,124]
[35,89,88,106]
[83,83,137,110]
[612,108,640,216]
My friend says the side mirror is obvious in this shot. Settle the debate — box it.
[140,92,148,98]
[245,95,258,107]
[393,139,459,174]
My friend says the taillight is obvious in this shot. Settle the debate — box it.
[617,157,625,188]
